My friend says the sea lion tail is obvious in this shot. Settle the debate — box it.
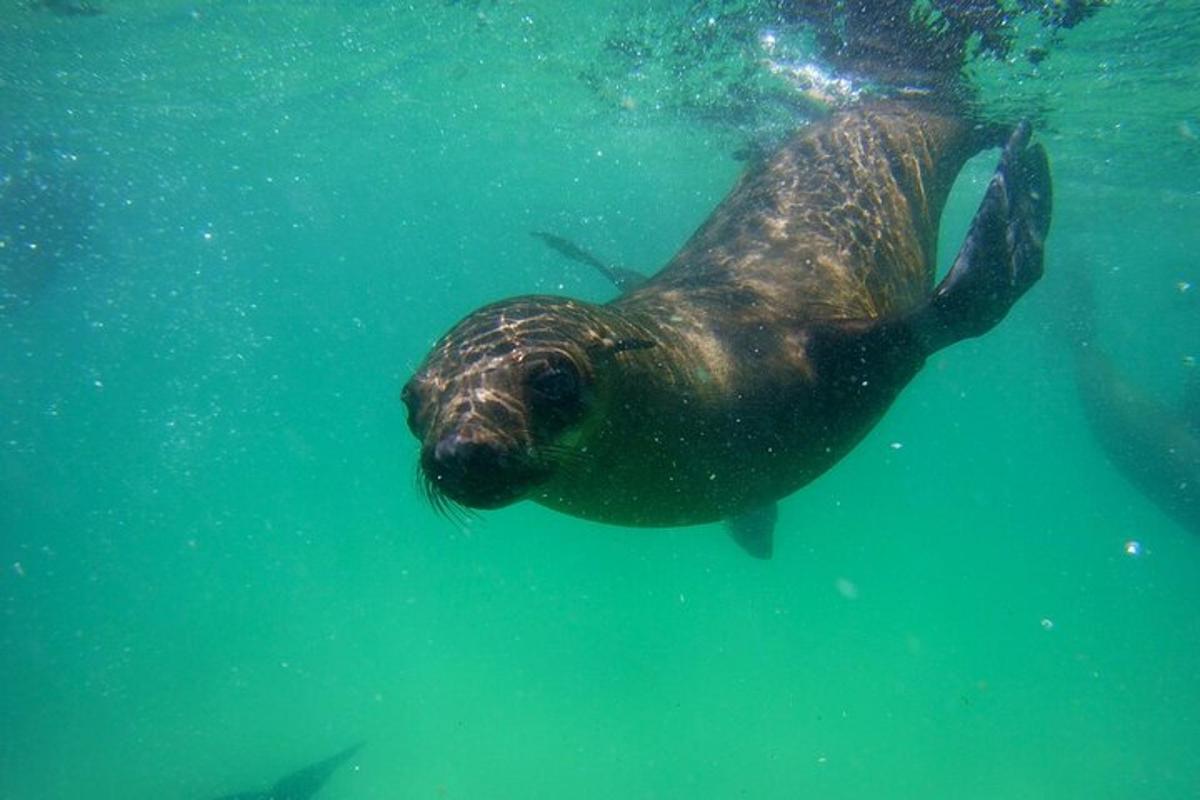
[915,120,1052,353]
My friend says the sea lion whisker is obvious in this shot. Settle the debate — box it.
[420,471,477,526]
[439,497,476,527]
[417,468,450,517]
[411,462,428,495]
[451,499,479,525]
[538,442,587,469]
[412,464,447,517]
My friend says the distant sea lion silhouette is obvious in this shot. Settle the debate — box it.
[1068,277,1200,535]
[0,138,99,312]
[210,742,363,800]
[34,0,104,17]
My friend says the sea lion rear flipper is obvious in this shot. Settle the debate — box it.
[726,502,777,559]
[916,121,1052,353]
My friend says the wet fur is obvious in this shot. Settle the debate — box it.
[406,102,1007,526]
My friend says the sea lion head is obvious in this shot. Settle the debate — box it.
[403,297,648,513]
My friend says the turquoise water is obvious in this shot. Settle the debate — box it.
[2,2,1198,798]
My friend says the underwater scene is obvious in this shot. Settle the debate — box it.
[2,1,1198,798]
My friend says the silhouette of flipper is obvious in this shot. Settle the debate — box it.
[212,742,364,800]
[531,231,646,292]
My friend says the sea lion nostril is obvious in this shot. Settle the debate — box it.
[419,432,545,510]
[430,435,500,477]
[432,435,460,467]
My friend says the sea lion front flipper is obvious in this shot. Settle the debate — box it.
[726,502,777,559]
[531,231,647,292]
[917,121,1052,353]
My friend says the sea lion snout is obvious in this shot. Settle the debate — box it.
[404,298,620,511]
[420,431,541,509]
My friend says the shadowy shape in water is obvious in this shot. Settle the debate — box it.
[211,742,364,800]
[1068,276,1200,535]
[33,0,104,16]
[0,137,99,312]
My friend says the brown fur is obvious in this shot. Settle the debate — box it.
[404,101,994,526]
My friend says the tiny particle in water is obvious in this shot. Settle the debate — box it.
[1040,618,1054,631]
[1124,540,1142,557]
[835,577,859,600]
[1177,280,1192,293]
[889,441,903,450]
[12,562,24,577]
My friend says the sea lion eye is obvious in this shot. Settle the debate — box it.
[527,361,580,405]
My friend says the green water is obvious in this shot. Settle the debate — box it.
[2,2,1198,798]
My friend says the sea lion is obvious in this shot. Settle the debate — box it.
[402,101,1051,557]
[1068,277,1200,535]
[1075,346,1200,536]
[0,139,98,313]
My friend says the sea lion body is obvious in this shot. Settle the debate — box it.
[538,104,979,526]
[1073,345,1200,535]
[1066,276,1200,536]
[403,101,1051,550]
